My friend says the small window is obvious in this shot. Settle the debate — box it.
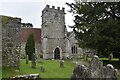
[45,24,47,27]
[71,45,77,54]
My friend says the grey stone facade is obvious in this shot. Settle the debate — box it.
[41,5,66,59]
[41,5,83,59]
[1,15,21,68]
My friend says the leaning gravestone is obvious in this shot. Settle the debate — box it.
[26,55,29,64]
[32,53,36,69]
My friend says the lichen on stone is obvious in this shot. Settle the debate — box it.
[2,16,8,27]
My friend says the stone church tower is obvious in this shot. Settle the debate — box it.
[41,5,67,59]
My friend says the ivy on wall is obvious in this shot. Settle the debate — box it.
[2,16,8,27]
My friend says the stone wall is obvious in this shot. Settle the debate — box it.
[0,16,2,80]
[2,16,21,68]
[71,55,117,79]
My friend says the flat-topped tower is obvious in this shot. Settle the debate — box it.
[41,5,67,59]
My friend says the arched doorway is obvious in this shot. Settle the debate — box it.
[54,48,60,59]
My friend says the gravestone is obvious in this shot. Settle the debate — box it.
[108,53,113,61]
[71,64,89,79]
[32,53,36,69]
[89,55,103,78]
[40,66,45,72]
[60,60,64,68]
[103,64,117,79]
[71,55,117,80]
[26,55,29,64]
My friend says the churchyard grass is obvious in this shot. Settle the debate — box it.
[99,58,119,61]
[2,58,120,79]
[2,59,75,78]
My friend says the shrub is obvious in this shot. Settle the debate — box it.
[25,33,35,60]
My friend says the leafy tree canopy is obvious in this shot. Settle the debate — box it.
[66,1,120,58]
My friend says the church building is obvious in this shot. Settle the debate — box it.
[41,5,83,59]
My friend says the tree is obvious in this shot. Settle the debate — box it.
[66,1,120,59]
[25,33,35,60]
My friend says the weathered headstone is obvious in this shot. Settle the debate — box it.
[103,64,117,79]
[71,55,117,80]
[89,55,103,78]
[40,66,45,72]
[108,53,113,61]
[26,55,29,64]
[60,60,64,68]
[71,64,89,79]
[32,53,36,69]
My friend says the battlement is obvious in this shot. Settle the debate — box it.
[46,5,64,11]
[42,5,65,13]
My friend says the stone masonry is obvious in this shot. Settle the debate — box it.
[1,15,21,68]
[71,55,117,80]
[41,5,66,59]
[41,5,85,59]
[0,15,2,80]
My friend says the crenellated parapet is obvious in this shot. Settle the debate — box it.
[42,5,65,15]
[46,4,64,11]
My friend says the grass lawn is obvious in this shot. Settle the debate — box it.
[2,58,120,79]
[2,59,75,78]
[99,58,119,61]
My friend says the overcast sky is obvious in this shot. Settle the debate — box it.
[0,0,75,31]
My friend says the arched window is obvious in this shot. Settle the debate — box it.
[71,45,77,54]
[71,46,74,54]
